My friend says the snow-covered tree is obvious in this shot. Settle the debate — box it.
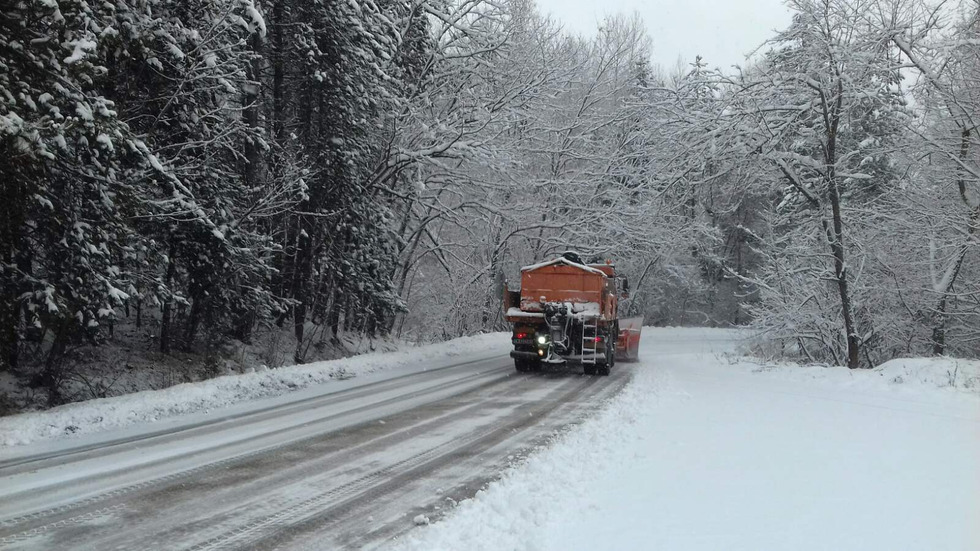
[732,0,910,367]
[886,0,980,356]
[0,0,142,389]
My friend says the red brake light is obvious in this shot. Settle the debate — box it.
[516,332,527,339]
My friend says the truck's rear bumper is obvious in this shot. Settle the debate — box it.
[510,350,541,360]
[511,350,610,365]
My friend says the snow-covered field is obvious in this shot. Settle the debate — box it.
[391,328,980,551]
[0,332,509,448]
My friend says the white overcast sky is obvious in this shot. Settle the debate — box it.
[533,0,794,71]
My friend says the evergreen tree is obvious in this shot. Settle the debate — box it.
[0,0,139,391]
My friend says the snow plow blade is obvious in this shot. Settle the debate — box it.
[616,316,642,361]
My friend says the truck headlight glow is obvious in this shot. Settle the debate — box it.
[537,335,547,344]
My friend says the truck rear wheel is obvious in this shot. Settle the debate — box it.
[597,345,614,376]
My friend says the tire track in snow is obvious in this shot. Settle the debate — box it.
[193,375,603,551]
[0,354,509,474]
[131,370,553,550]
[0,363,631,550]
[0,363,513,542]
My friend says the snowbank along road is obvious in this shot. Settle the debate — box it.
[0,350,631,550]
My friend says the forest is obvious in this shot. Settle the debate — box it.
[0,0,978,407]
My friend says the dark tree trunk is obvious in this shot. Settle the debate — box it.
[271,0,285,144]
[327,287,342,342]
[823,78,861,369]
[42,321,70,407]
[160,241,178,354]
[244,29,264,190]
[931,295,951,356]
[0,291,17,373]
[183,297,202,351]
[931,128,976,356]
[0,178,26,372]
[292,220,313,361]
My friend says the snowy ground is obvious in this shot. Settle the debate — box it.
[0,332,508,449]
[391,328,980,551]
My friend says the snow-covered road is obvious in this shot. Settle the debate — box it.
[0,350,630,550]
[3,329,977,550]
[393,329,980,551]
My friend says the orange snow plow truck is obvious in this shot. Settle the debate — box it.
[503,252,642,375]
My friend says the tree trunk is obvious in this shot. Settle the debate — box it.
[292,220,313,362]
[481,225,503,328]
[931,295,950,356]
[931,128,976,355]
[271,0,285,144]
[823,211,860,369]
[0,179,25,372]
[0,290,17,373]
[42,321,70,407]
[160,241,178,354]
[328,288,343,343]
[244,29,264,190]
[824,78,861,369]
[183,297,202,352]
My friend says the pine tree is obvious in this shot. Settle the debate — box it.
[0,0,139,392]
